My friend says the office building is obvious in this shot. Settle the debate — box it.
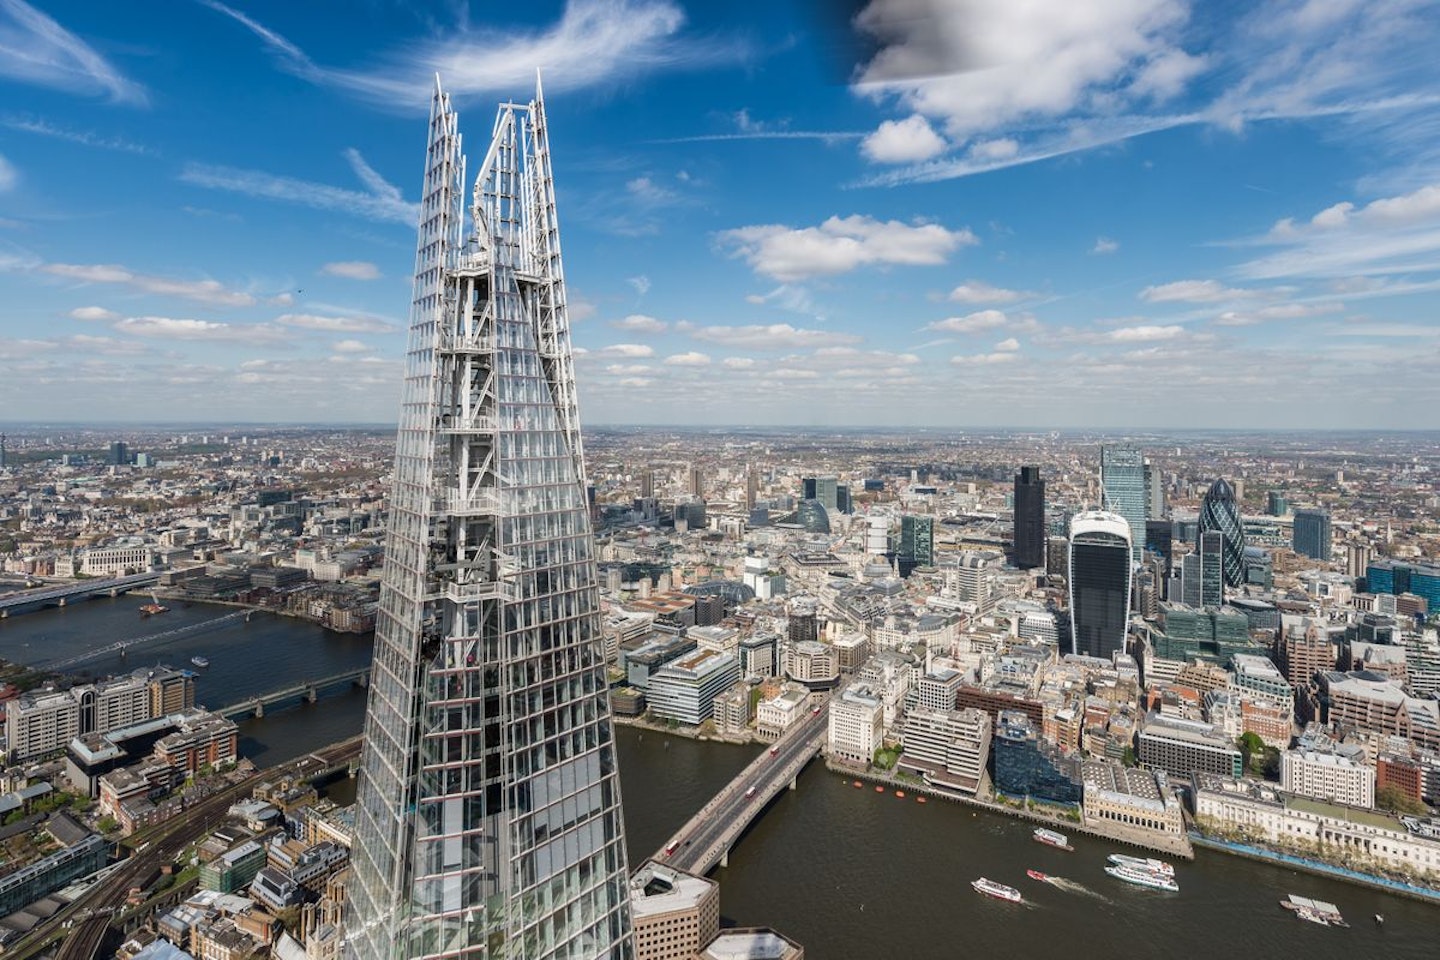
[1068,511,1132,659]
[1012,466,1045,569]
[1144,519,1174,581]
[1143,459,1165,520]
[688,464,703,498]
[745,467,758,510]
[639,469,655,500]
[630,861,719,960]
[1267,491,1288,516]
[993,710,1082,804]
[1281,746,1375,808]
[109,440,129,465]
[647,650,741,726]
[794,499,831,534]
[899,515,934,573]
[898,706,992,794]
[828,683,884,765]
[1293,509,1333,561]
[801,476,838,513]
[1366,559,1440,612]
[698,929,805,960]
[1198,479,1245,587]
[344,81,633,960]
[1195,530,1227,607]
[1100,445,1146,562]
[1136,715,1243,778]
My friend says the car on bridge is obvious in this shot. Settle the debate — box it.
[745,787,757,799]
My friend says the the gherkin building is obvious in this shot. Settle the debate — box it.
[343,79,634,960]
[1199,478,1246,588]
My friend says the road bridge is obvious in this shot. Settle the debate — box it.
[213,668,370,718]
[0,573,160,618]
[660,703,827,875]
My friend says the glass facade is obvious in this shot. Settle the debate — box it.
[1367,559,1440,611]
[992,711,1082,805]
[1198,478,1245,587]
[900,515,934,568]
[1100,446,1145,562]
[344,83,634,960]
[1012,467,1045,569]
[795,499,831,534]
[1292,509,1332,561]
[1068,511,1132,659]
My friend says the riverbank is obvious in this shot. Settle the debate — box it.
[1189,834,1440,907]
[610,713,760,747]
[827,759,1195,859]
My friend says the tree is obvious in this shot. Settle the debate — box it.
[1376,785,1430,816]
[1237,732,1265,772]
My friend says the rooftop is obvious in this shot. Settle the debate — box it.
[628,861,716,920]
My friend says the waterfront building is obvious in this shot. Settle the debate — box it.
[992,710,1082,805]
[754,686,810,739]
[1137,715,1243,778]
[648,650,741,726]
[1012,466,1045,570]
[1080,762,1185,838]
[1100,446,1145,562]
[1068,511,1133,659]
[344,81,634,960]
[1198,479,1245,587]
[898,706,991,794]
[1281,746,1375,808]
[828,683,884,765]
[629,861,719,960]
[1191,773,1440,881]
[1292,508,1333,561]
[698,928,804,960]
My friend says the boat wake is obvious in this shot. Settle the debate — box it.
[1044,877,1108,900]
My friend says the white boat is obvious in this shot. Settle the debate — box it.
[191,655,210,668]
[1105,865,1179,892]
[1107,854,1175,877]
[971,877,1023,903]
[1033,828,1074,851]
[1280,895,1347,927]
[1295,907,1330,926]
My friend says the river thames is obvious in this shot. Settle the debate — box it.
[1,597,1435,958]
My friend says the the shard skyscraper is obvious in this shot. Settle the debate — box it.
[344,79,634,960]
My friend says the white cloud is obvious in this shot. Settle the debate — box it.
[994,337,1020,352]
[1091,236,1120,255]
[722,357,756,369]
[202,0,744,109]
[925,309,1010,334]
[610,314,667,333]
[600,343,655,357]
[618,377,654,388]
[113,316,290,343]
[664,351,711,367]
[275,312,397,334]
[2,115,154,155]
[627,275,651,296]
[688,323,862,350]
[1215,302,1344,326]
[332,339,372,353]
[604,363,652,375]
[41,262,256,306]
[1139,279,1257,303]
[321,260,381,280]
[745,284,820,318]
[950,352,1019,366]
[719,214,976,281]
[861,114,947,164]
[0,153,16,191]
[948,279,1024,304]
[69,305,118,321]
[180,150,417,226]
[967,138,1019,162]
[0,0,147,104]
[1106,324,1185,342]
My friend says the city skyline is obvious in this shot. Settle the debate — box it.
[3,1,1440,429]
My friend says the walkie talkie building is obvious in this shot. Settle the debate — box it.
[344,78,634,960]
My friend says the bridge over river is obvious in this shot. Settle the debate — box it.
[659,702,828,875]
[0,573,160,618]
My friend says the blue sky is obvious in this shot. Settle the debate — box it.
[2,0,1439,428]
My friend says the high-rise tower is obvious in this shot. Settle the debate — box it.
[1068,510,1132,659]
[1012,466,1045,569]
[1198,478,1245,587]
[344,79,634,960]
[1100,446,1145,563]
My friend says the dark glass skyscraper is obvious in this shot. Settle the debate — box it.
[1013,466,1045,569]
[1068,511,1133,659]
[1198,478,1245,587]
[345,80,634,960]
[1293,509,1333,561]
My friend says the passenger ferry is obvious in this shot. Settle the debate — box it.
[971,877,1023,903]
[1107,854,1175,877]
[190,655,210,668]
[1105,865,1179,892]
[1033,828,1074,851]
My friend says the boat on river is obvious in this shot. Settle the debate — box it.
[1033,828,1074,851]
[191,655,210,668]
[1280,895,1347,927]
[1026,869,1049,882]
[1105,865,1179,892]
[972,877,1023,903]
[1108,854,1175,877]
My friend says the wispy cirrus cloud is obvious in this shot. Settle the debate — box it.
[1139,278,1260,303]
[687,322,862,350]
[41,262,257,306]
[1,115,155,155]
[0,153,15,192]
[0,0,146,105]
[610,314,667,333]
[113,315,290,344]
[201,0,749,110]
[321,261,382,280]
[274,312,397,334]
[180,148,417,225]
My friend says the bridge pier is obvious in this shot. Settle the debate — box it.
[253,702,264,719]
[789,776,797,791]
[305,685,317,704]
[356,672,369,689]
[720,848,729,869]
[57,597,66,607]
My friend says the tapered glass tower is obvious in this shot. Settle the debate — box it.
[344,79,634,960]
[1198,478,1245,587]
